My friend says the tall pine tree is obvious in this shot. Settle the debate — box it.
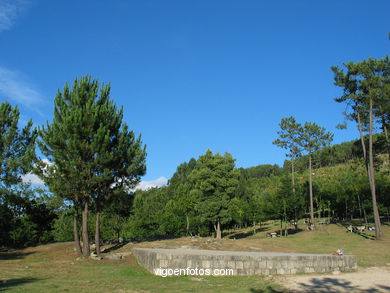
[37,76,146,256]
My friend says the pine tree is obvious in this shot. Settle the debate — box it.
[37,76,146,256]
[332,57,389,239]
[189,150,239,239]
[298,122,333,229]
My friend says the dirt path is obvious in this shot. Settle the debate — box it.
[277,266,390,292]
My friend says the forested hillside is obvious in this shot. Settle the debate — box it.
[1,56,389,250]
[126,134,390,239]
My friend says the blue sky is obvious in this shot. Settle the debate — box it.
[0,0,389,187]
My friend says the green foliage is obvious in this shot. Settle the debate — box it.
[0,102,37,187]
[189,150,239,235]
[38,76,146,205]
[298,122,333,155]
[0,101,56,248]
[273,116,302,160]
[52,209,74,242]
[0,185,57,247]
[239,164,283,179]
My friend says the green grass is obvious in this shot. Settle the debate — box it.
[0,243,285,293]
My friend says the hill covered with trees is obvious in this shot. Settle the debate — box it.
[0,56,389,251]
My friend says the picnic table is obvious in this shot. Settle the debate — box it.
[347,225,366,233]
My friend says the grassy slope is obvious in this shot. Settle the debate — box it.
[122,222,390,267]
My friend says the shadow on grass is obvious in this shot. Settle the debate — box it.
[0,251,35,260]
[0,278,41,291]
[294,277,390,293]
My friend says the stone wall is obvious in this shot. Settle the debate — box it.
[132,248,357,276]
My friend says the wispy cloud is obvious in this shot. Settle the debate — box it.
[0,0,29,32]
[135,177,168,191]
[0,66,43,108]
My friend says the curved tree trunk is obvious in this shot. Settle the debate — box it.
[369,98,382,239]
[215,220,222,239]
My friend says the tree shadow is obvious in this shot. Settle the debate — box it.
[355,232,376,240]
[101,243,128,254]
[277,228,304,236]
[335,222,376,240]
[0,251,35,260]
[227,227,270,239]
[0,278,41,291]
[249,286,286,293]
[294,277,390,293]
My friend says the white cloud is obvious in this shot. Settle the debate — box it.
[21,158,52,186]
[135,177,168,191]
[22,172,45,186]
[0,0,29,32]
[22,166,169,191]
[0,66,43,108]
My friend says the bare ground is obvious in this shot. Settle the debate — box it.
[277,266,390,292]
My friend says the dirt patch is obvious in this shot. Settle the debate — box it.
[278,266,390,292]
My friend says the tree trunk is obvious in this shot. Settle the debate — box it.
[308,154,315,229]
[357,193,363,221]
[73,211,82,256]
[291,158,295,193]
[294,209,298,231]
[369,97,382,239]
[186,214,190,236]
[357,111,368,166]
[363,206,368,226]
[284,203,288,237]
[95,211,100,255]
[378,105,390,173]
[280,219,283,236]
[214,219,222,239]
[82,199,90,257]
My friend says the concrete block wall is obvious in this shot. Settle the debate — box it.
[132,248,357,276]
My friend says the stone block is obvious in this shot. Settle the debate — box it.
[236,261,244,269]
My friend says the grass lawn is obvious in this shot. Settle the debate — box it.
[0,242,284,293]
[1,222,389,292]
